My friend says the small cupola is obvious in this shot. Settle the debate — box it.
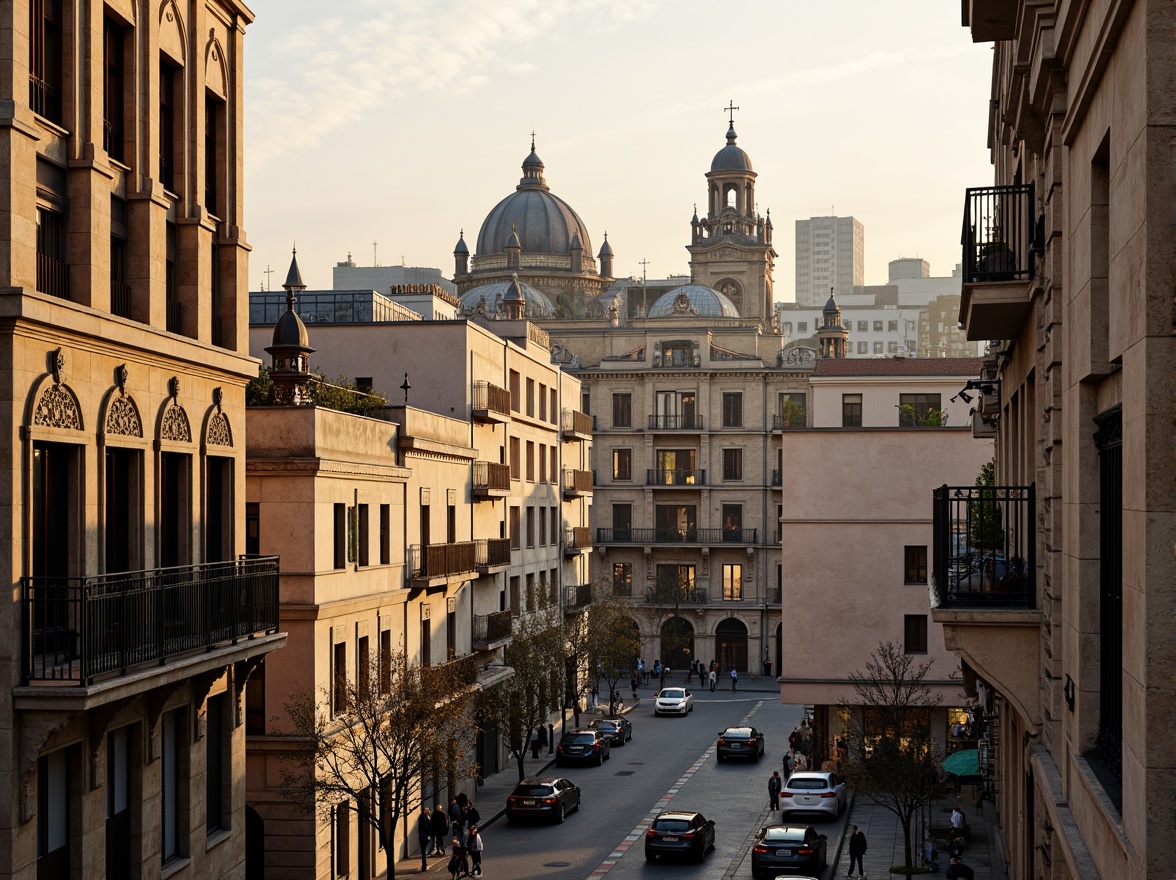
[453,229,470,277]
[503,273,525,320]
[598,231,614,279]
[265,247,316,404]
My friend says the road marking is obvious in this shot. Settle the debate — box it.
[587,701,765,877]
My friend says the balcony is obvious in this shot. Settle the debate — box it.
[563,527,592,556]
[562,468,594,498]
[770,470,782,487]
[472,461,511,499]
[409,541,477,587]
[472,610,512,651]
[419,654,479,692]
[22,557,280,687]
[475,538,512,574]
[561,409,593,440]
[646,468,706,486]
[771,413,805,430]
[930,483,1041,723]
[643,582,709,606]
[648,414,704,431]
[472,381,511,423]
[564,583,593,613]
[595,528,758,546]
[960,183,1039,341]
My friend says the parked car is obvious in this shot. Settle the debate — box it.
[644,810,716,863]
[654,687,694,716]
[504,777,581,823]
[750,824,827,878]
[589,716,632,746]
[779,771,846,819]
[716,726,765,762]
[555,729,611,766]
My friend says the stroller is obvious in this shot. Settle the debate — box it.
[448,842,470,879]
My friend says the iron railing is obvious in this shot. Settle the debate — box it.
[564,583,593,611]
[409,542,477,581]
[771,470,782,486]
[564,527,592,551]
[962,183,1038,284]
[644,583,709,605]
[110,281,132,319]
[648,414,703,430]
[772,413,805,430]
[562,468,594,493]
[472,610,512,646]
[472,381,510,417]
[166,298,184,334]
[473,461,511,492]
[36,252,70,299]
[646,468,705,486]
[30,74,60,121]
[475,537,511,570]
[22,556,280,685]
[561,409,593,436]
[931,484,1035,609]
[596,527,757,545]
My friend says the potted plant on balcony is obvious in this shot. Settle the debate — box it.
[779,397,805,428]
[974,237,1016,281]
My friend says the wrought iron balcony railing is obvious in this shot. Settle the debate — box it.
[409,542,477,581]
[962,183,1038,284]
[475,537,511,570]
[648,414,704,430]
[772,413,805,430]
[644,583,709,605]
[771,470,782,486]
[36,252,70,300]
[472,381,511,419]
[596,527,757,545]
[472,610,512,647]
[646,468,705,486]
[564,583,593,611]
[931,484,1035,609]
[22,556,280,686]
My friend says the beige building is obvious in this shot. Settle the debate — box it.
[0,2,286,879]
[931,3,1175,879]
[777,358,992,758]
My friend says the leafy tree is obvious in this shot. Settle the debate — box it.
[898,403,946,427]
[970,459,1004,550]
[584,587,641,715]
[280,648,476,880]
[475,602,563,781]
[838,642,948,876]
[245,367,273,406]
[309,371,388,415]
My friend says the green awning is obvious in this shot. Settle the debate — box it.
[942,749,980,777]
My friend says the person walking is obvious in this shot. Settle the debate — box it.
[465,801,480,830]
[467,824,484,876]
[847,824,867,877]
[945,856,975,879]
[417,807,433,871]
[431,803,450,856]
[768,771,782,812]
[538,724,549,753]
[449,797,466,848]
[709,668,717,692]
[730,667,738,691]
[529,727,541,759]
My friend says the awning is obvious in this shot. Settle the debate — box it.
[942,748,980,777]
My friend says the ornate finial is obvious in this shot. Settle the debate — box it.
[400,372,411,405]
[50,348,65,385]
[724,99,739,127]
[530,130,536,151]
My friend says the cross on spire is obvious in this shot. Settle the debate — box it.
[530,130,536,151]
[639,257,650,284]
[724,100,739,127]
[262,265,274,291]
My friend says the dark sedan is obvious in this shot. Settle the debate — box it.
[555,729,611,766]
[504,777,581,823]
[716,725,765,762]
[750,824,827,878]
[588,716,632,746]
[644,810,716,863]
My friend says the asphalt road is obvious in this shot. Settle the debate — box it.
[480,693,845,880]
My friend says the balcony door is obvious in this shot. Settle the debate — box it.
[655,449,696,484]
[32,442,79,667]
[655,504,696,541]
[37,748,71,880]
[655,391,696,427]
[159,452,191,568]
[105,727,132,877]
[105,447,142,573]
[204,456,232,563]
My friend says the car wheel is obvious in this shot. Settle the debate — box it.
[752,748,760,763]
[557,803,566,824]
[596,752,604,766]
[505,813,515,825]
[695,842,705,863]
[644,850,654,863]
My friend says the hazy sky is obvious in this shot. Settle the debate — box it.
[243,1,996,300]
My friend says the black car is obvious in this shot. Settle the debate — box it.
[555,729,611,766]
[750,824,828,878]
[716,725,765,762]
[588,716,632,746]
[504,777,581,823]
[644,810,716,863]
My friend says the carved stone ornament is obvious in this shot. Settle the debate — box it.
[105,395,143,437]
[115,364,128,392]
[168,376,181,400]
[778,347,817,367]
[212,387,224,412]
[33,384,82,430]
[206,412,232,447]
[161,404,192,442]
[50,348,66,384]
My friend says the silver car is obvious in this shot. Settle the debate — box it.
[654,687,694,716]
[779,771,846,819]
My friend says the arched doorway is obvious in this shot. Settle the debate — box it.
[716,618,748,673]
[245,806,264,880]
[659,616,694,672]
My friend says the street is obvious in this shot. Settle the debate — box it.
[479,693,846,880]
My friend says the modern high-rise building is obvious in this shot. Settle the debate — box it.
[794,215,864,306]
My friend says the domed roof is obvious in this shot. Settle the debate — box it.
[272,306,309,348]
[711,123,753,173]
[476,145,593,258]
[648,283,740,318]
[459,278,556,319]
[454,231,469,255]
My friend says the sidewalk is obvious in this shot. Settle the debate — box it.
[833,792,1008,878]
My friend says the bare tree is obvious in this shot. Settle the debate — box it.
[584,587,641,716]
[838,641,948,876]
[280,648,476,880]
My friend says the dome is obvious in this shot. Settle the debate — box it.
[272,306,309,348]
[710,123,753,173]
[476,148,593,257]
[459,278,556,319]
[648,283,740,318]
[454,232,469,255]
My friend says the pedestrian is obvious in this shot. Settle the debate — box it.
[946,855,975,879]
[465,801,480,829]
[685,661,692,684]
[782,749,792,776]
[950,805,966,831]
[847,824,867,877]
[768,771,782,811]
[631,670,639,695]
[448,836,468,878]
[467,824,484,876]
[529,727,541,758]
[709,668,716,692]
[789,727,801,751]
[538,724,549,752]
[449,797,466,847]
[730,667,738,691]
[763,655,773,677]
[431,803,450,855]
[417,807,433,871]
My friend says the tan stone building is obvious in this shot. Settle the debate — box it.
[931,3,1174,878]
[0,2,286,879]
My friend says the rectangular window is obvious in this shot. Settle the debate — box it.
[30,0,64,123]
[558,389,564,424]
[38,748,70,876]
[36,167,70,299]
[333,504,347,569]
[420,612,431,667]
[613,563,632,596]
[333,642,347,714]
[103,17,127,161]
[612,393,632,428]
[509,437,520,479]
[904,546,928,584]
[509,576,520,614]
[857,341,868,354]
[721,504,743,539]
[509,370,520,411]
[904,615,928,654]
[873,342,884,354]
[797,321,807,332]
[722,448,743,481]
[612,448,632,481]
[655,504,696,540]
[110,195,131,317]
[857,321,868,332]
[873,321,883,332]
[447,504,456,543]
[778,393,806,427]
[898,393,942,426]
[612,504,632,540]
[888,320,898,332]
[526,507,535,548]
[550,507,558,543]
[539,444,547,483]
[722,392,743,428]
[539,383,547,421]
[161,709,187,863]
[358,636,370,700]
[334,803,350,878]
[379,630,391,695]
[159,58,180,192]
[379,504,390,564]
[526,378,535,417]
[539,506,547,545]
[550,447,557,483]
[722,564,743,601]
[509,506,521,550]
[526,441,535,482]
[842,394,863,428]
[888,341,898,353]
[357,504,370,566]
[205,91,225,216]
[525,573,535,612]
[206,694,226,833]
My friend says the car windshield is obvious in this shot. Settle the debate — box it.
[563,733,595,744]
[722,729,750,739]
[660,689,685,699]
[511,785,553,797]
[594,722,618,730]
[653,819,691,832]
[786,778,829,790]
[763,828,806,842]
